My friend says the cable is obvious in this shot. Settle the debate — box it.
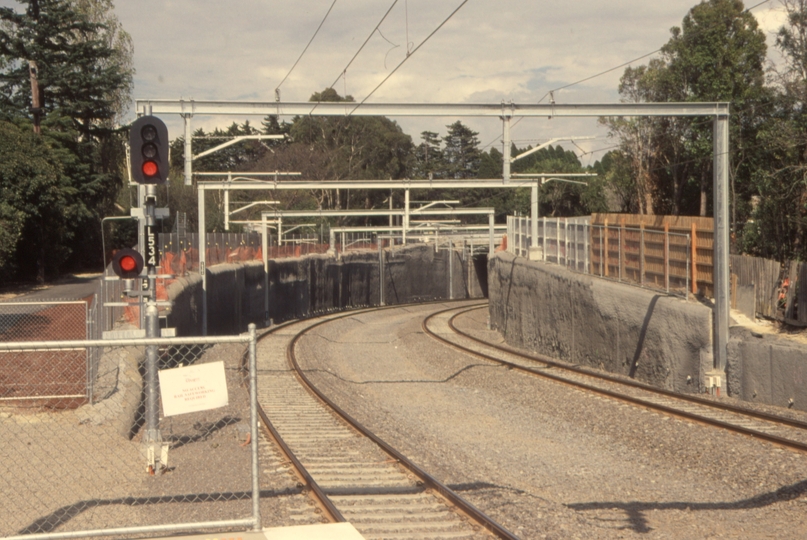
[481,1,775,154]
[275,0,339,97]
[536,49,661,104]
[537,0,772,103]
[347,0,469,116]
[315,0,399,109]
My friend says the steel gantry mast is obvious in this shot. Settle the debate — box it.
[138,99,731,388]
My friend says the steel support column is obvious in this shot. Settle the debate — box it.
[489,213,495,254]
[502,116,511,182]
[197,187,207,335]
[404,189,410,245]
[713,114,730,374]
[183,114,193,186]
[224,173,230,230]
[531,182,539,249]
[262,213,268,322]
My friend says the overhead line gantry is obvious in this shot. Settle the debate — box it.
[136,98,731,388]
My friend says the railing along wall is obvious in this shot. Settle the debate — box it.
[507,215,693,297]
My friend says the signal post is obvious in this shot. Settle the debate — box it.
[128,115,170,474]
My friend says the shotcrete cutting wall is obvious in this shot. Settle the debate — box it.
[166,244,486,336]
[728,329,807,412]
[488,252,714,393]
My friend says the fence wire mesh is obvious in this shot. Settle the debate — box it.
[0,332,258,539]
[507,215,692,297]
[0,302,89,407]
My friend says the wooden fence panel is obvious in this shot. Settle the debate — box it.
[784,261,799,322]
[798,263,807,324]
[729,254,781,319]
[592,213,713,296]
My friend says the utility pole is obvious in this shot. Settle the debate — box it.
[28,61,42,135]
[28,0,42,135]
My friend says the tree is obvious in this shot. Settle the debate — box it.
[70,0,134,124]
[413,131,444,179]
[741,0,807,260]
[246,89,415,228]
[0,120,74,279]
[478,146,503,179]
[0,0,133,279]
[0,0,131,137]
[661,0,767,218]
[442,121,481,179]
[603,0,768,221]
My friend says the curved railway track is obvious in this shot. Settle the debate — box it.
[252,304,519,540]
[423,303,807,454]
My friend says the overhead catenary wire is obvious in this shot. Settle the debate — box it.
[275,0,339,98]
[478,0,776,154]
[347,0,470,117]
[537,0,772,104]
[310,0,400,115]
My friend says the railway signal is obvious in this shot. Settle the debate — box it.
[130,115,169,184]
[111,248,144,279]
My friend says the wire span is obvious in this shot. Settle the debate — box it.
[275,0,339,96]
[347,0,470,117]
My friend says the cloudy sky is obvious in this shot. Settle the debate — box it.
[4,0,792,164]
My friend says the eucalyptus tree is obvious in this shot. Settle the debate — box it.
[603,0,768,222]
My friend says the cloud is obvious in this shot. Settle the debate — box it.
[1,0,786,161]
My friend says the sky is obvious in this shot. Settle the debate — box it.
[2,0,793,165]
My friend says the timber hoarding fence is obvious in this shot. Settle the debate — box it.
[731,255,807,325]
[507,215,695,297]
[0,328,261,540]
[508,213,807,324]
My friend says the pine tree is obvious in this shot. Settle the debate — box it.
[413,131,444,179]
[442,121,481,179]
[0,0,133,280]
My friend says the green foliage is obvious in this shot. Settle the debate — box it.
[0,120,74,277]
[477,147,502,179]
[170,121,266,173]
[442,121,482,179]
[0,0,131,138]
[601,0,769,235]
[740,0,807,260]
[413,131,444,179]
[244,89,414,227]
[0,0,133,281]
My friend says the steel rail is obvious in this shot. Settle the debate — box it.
[422,304,807,454]
[284,302,518,540]
[448,305,807,431]
[241,316,351,524]
[256,394,346,523]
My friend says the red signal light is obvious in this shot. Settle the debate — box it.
[112,248,144,279]
[142,161,158,177]
[130,116,168,184]
[120,255,137,273]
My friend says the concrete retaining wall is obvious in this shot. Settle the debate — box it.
[488,252,807,411]
[165,246,807,410]
[166,244,486,336]
[728,329,807,412]
[488,252,713,393]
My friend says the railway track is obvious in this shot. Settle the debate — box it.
[253,305,519,540]
[423,303,807,454]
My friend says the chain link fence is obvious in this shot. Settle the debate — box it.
[0,301,90,408]
[0,329,260,540]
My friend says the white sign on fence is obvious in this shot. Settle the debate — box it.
[159,361,229,417]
